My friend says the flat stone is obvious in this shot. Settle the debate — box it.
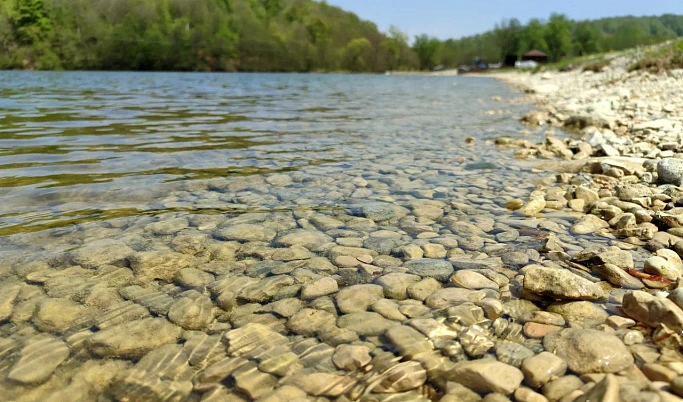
[33,297,91,333]
[335,284,384,313]
[424,288,486,309]
[337,311,397,336]
[449,360,524,395]
[129,251,194,281]
[215,224,276,242]
[286,308,336,336]
[289,373,354,397]
[8,336,70,384]
[523,266,604,301]
[451,270,499,290]
[521,351,567,388]
[332,344,372,371]
[407,278,442,301]
[274,229,333,249]
[167,296,215,330]
[375,273,421,300]
[88,318,182,358]
[592,263,643,289]
[300,277,339,299]
[404,259,454,282]
[69,239,135,269]
[0,284,21,323]
[570,215,609,235]
[573,374,619,402]
[622,291,683,333]
[547,301,608,327]
[545,329,634,374]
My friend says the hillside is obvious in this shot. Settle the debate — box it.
[0,0,418,71]
[417,14,683,70]
[1,1,682,72]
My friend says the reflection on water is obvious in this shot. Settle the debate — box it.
[0,72,532,238]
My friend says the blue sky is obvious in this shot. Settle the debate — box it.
[325,0,683,40]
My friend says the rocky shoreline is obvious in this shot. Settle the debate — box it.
[2,60,683,402]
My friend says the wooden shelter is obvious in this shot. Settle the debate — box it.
[522,50,548,63]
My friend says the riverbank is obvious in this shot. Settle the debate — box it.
[481,44,683,399]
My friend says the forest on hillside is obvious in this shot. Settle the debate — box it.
[1,0,683,72]
[420,14,683,70]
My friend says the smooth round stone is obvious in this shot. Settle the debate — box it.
[547,301,608,327]
[336,312,397,336]
[502,252,529,266]
[450,270,499,290]
[657,158,683,186]
[544,329,634,374]
[375,273,421,300]
[644,256,679,280]
[300,277,339,299]
[449,360,524,395]
[404,259,454,282]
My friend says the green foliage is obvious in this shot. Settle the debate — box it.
[413,34,441,70]
[0,0,419,72]
[432,14,683,68]
[544,13,572,61]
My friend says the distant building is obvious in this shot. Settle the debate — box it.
[522,50,548,63]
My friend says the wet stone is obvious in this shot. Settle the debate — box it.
[375,273,421,300]
[404,259,454,282]
[167,295,215,330]
[8,336,70,384]
[451,270,499,290]
[300,277,338,299]
[215,224,276,242]
[332,344,372,371]
[337,311,398,336]
[449,360,524,395]
[335,284,384,313]
[87,318,182,358]
[545,329,634,374]
[523,266,605,301]
[521,351,568,388]
[286,308,336,336]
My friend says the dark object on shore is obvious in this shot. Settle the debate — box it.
[504,55,518,67]
[523,50,548,64]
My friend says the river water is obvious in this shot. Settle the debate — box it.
[0,72,567,401]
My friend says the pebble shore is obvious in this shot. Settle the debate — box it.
[2,55,683,402]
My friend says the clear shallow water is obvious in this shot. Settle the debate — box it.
[0,72,578,402]
[0,72,532,242]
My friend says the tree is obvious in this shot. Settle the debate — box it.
[412,34,441,70]
[519,19,548,55]
[573,21,601,56]
[494,18,522,59]
[13,0,52,44]
[544,13,572,61]
[342,37,371,71]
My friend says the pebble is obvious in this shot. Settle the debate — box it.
[449,360,524,395]
[300,277,339,299]
[335,284,384,313]
[87,318,182,358]
[451,270,499,290]
[523,266,605,301]
[546,329,634,374]
[521,351,568,388]
[8,336,70,384]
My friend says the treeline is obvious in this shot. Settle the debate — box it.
[0,0,419,71]
[415,14,683,70]
[1,0,682,72]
